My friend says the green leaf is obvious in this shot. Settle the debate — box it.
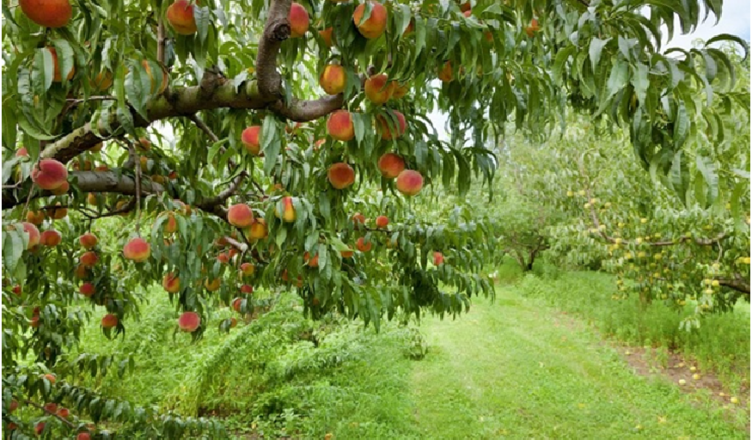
[589,38,611,71]
[261,118,281,175]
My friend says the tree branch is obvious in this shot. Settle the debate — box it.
[24,399,76,429]
[718,275,751,295]
[256,0,292,99]
[196,172,246,211]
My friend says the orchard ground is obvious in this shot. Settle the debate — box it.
[76,259,750,439]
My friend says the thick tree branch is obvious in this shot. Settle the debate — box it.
[718,275,751,295]
[256,0,292,99]
[269,95,345,121]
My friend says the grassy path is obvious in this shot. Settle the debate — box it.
[409,289,747,439]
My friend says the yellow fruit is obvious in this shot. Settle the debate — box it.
[583,203,591,209]
[566,190,573,197]
[640,218,647,224]
[578,190,585,196]
[711,280,719,287]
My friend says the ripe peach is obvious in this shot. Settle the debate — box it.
[240,284,254,294]
[57,407,69,418]
[15,147,29,157]
[30,313,41,328]
[47,47,75,82]
[377,153,405,179]
[525,18,540,38]
[460,2,471,12]
[40,230,61,247]
[35,422,46,436]
[87,192,98,205]
[74,264,90,279]
[46,203,67,220]
[364,74,394,104]
[463,10,472,17]
[353,2,387,39]
[396,170,424,196]
[304,252,319,268]
[275,197,296,223]
[248,218,268,240]
[204,278,220,291]
[12,285,21,296]
[289,3,309,38]
[43,402,58,413]
[79,282,95,297]
[42,373,56,384]
[319,64,346,95]
[19,0,71,27]
[319,27,334,47]
[166,0,197,35]
[340,248,354,259]
[137,59,169,95]
[163,273,180,293]
[356,237,372,253]
[50,180,70,195]
[326,110,354,141]
[438,61,453,82]
[232,297,243,312]
[80,251,98,267]
[77,432,91,440]
[228,203,254,228]
[22,222,41,249]
[123,237,151,262]
[240,262,255,277]
[91,71,113,91]
[178,311,200,332]
[31,159,68,190]
[79,233,98,249]
[375,215,389,228]
[433,251,444,266]
[26,210,45,225]
[9,400,18,413]
[163,213,177,234]
[327,163,355,189]
[230,317,238,328]
[101,313,118,329]
[228,248,238,259]
[378,110,406,140]
[241,126,262,155]
[314,139,325,150]
[352,213,366,226]
[391,83,409,100]
[217,252,230,264]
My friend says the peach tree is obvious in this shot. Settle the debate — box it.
[1,0,745,437]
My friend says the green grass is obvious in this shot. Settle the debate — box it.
[71,263,749,439]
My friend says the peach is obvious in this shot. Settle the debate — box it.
[241,126,262,155]
[50,180,70,195]
[12,285,21,296]
[47,47,75,82]
[43,403,57,414]
[96,165,110,172]
[230,317,238,328]
[163,213,177,234]
[35,422,46,436]
[403,19,414,36]
[123,237,151,262]
[356,237,372,253]
[438,61,453,82]
[314,139,325,150]
[163,273,180,293]
[30,315,40,328]
[232,297,243,312]
[327,162,355,189]
[16,147,29,157]
[79,282,95,297]
[228,203,254,228]
[396,169,424,196]
[217,252,230,264]
[274,197,296,223]
[204,278,220,291]
[319,27,334,47]
[240,262,255,276]
[42,373,55,384]
[91,71,113,91]
[391,83,409,99]
[79,233,98,249]
[525,18,540,38]
[178,311,200,332]
[304,252,319,268]
[460,2,471,12]
[166,0,197,35]
[87,193,98,205]
[22,222,40,249]
[77,433,91,440]
[340,248,354,259]
[463,10,472,17]
[248,218,268,240]
[31,159,68,190]
[74,264,90,279]
[352,213,366,226]
[377,153,405,179]
[353,2,387,39]
[9,400,18,413]
[169,170,178,180]
[375,215,389,228]
[45,203,67,220]
[364,74,394,104]
[229,248,238,259]
[101,313,118,329]
[240,284,254,294]
[378,110,406,140]
[319,64,346,95]
[57,407,69,418]
[433,251,444,266]
[326,110,354,141]
[289,3,309,38]
[40,230,61,247]
[137,59,169,95]
[26,210,45,225]
[19,0,71,27]
[80,251,98,267]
